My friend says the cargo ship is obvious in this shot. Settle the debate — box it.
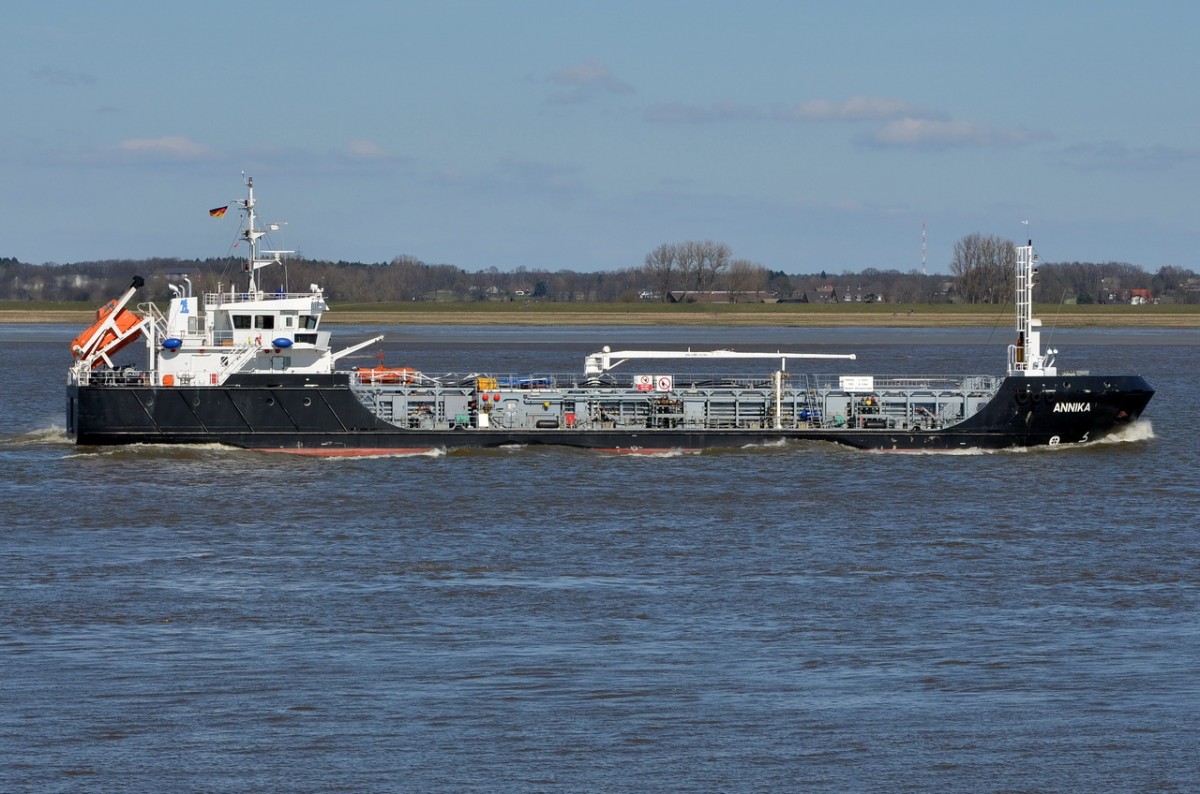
[66,178,1154,454]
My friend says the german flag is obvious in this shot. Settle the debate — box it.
[209,205,228,218]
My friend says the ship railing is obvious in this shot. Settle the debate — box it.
[807,374,1002,393]
[141,326,241,348]
[204,289,321,306]
[216,343,262,380]
[350,371,1003,396]
[74,367,154,387]
[138,302,168,335]
[353,369,438,386]
[471,372,798,391]
[416,372,880,392]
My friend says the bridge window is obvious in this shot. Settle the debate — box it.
[232,314,251,329]
[254,315,275,330]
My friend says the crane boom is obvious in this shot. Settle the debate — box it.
[584,347,856,376]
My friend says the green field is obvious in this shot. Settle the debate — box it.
[5,299,1200,327]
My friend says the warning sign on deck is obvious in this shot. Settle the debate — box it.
[839,375,874,393]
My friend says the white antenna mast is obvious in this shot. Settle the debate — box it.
[237,175,291,295]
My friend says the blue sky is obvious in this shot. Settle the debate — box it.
[3,1,1197,275]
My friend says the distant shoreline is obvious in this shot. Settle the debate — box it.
[4,306,1200,328]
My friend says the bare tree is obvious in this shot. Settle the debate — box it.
[950,233,1016,304]
[642,239,734,301]
[677,240,702,298]
[20,239,1189,307]
[727,258,768,302]
[695,240,731,295]
[643,243,677,302]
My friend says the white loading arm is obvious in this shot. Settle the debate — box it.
[584,346,856,376]
[331,334,385,363]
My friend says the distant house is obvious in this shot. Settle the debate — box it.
[1099,277,1127,304]
[1101,288,1142,304]
[805,285,839,304]
[667,290,776,304]
[1129,288,1153,305]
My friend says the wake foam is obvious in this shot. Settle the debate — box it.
[869,446,994,456]
[1092,419,1155,445]
[323,448,448,460]
[593,447,701,457]
[3,426,71,446]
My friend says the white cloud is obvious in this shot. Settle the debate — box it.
[866,118,1041,149]
[501,158,585,194]
[31,65,96,87]
[1056,141,1197,172]
[428,158,586,202]
[345,140,389,159]
[643,94,933,126]
[118,136,214,160]
[547,59,634,104]
[638,92,1045,153]
[643,101,761,124]
[773,95,925,122]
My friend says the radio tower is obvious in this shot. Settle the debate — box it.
[921,222,927,275]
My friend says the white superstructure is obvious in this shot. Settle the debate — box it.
[71,176,379,387]
[1007,239,1057,377]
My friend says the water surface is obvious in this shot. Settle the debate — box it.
[1,324,1196,792]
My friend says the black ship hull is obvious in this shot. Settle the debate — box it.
[66,192,1151,457]
[67,374,1155,454]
